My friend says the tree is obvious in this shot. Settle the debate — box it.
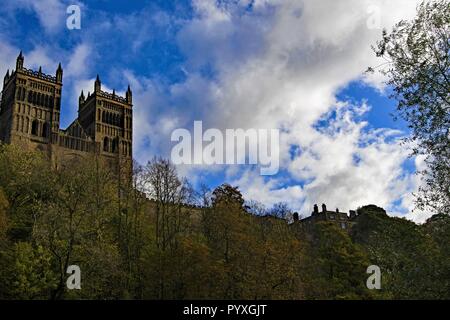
[351,205,442,299]
[306,222,373,299]
[245,200,268,216]
[0,188,8,242]
[141,157,194,298]
[371,0,450,214]
[33,156,122,299]
[211,184,245,209]
[268,202,292,219]
[3,242,57,299]
[422,213,450,299]
[0,144,55,241]
[143,157,193,250]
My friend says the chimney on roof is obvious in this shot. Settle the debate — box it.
[313,204,319,215]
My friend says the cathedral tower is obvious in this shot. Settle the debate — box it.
[0,52,133,177]
[77,75,133,164]
[0,51,62,149]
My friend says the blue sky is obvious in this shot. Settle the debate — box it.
[0,0,431,222]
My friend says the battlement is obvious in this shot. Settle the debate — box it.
[79,74,132,109]
[20,67,58,83]
[98,90,128,104]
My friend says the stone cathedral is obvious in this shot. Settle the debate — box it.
[0,52,133,174]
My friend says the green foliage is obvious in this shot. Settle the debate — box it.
[0,144,55,241]
[0,188,8,242]
[0,242,57,299]
[351,205,444,299]
[372,0,450,214]
[421,214,450,298]
[0,145,449,300]
[306,222,373,300]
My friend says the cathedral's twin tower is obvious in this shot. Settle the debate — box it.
[0,52,133,172]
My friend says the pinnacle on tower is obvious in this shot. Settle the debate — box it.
[94,74,101,92]
[16,50,24,70]
[79,90,85,104]
[56,63,63,83]
[126,84,133,104]
[3,69,10,84]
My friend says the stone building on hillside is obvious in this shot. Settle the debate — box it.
[295,203,359,230]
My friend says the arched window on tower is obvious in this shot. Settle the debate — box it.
[112,138,118,153]
[103,137,109,153]
[31,120,39,136]
[42,122,49,138]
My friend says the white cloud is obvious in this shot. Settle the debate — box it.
[66,44,91,79]
[24,47,55,72]
[144,0,424,218]
[6,0,67,34]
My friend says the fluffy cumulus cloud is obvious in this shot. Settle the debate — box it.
[137,0,426,220]
[0,0,433,222]
[2,0,67,33]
